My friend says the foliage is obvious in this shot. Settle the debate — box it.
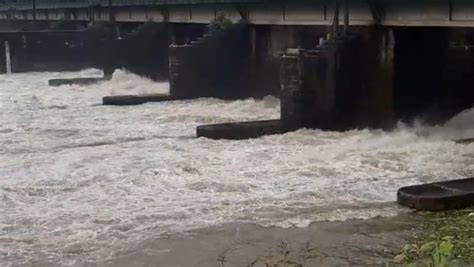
[388,238,455,267]
[388,209,474,267]
[208,14,233,37]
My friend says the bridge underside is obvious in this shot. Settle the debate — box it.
[2,0,474,27]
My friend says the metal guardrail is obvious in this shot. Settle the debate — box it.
[0,0,264,11]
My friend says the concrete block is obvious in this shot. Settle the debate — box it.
[102,94,172,106]
[196,120,284,140]
[454,138,474,144]
[48,77,105,87]
[398,177,474,211]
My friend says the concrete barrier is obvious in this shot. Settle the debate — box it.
[397,177,474,211]
[196,120,285,140]
[49,77,105,87]
[102,94,172,106]
[454,138,474,144]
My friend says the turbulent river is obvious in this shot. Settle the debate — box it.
[0,69,473,266]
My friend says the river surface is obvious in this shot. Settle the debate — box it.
[0,69,473,266]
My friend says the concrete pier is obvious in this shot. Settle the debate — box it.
[0,0,473,134]
[196,120,284,140]
[280,33,366,131]
[197,24,474,139]
[48,77,105,86]
[102,94,172,105]
[169,23,256,100]
[117,22,170,80]
[0,40,6,73]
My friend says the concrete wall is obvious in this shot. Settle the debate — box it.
[279,25,474,130]
[0,40,5,73]
[435,28,474,120]
[0,31,93,72]
[168,24,317,100]
[280,29,396,130]
[118,22,171,80]
[251,25,331,98]
[358,27,395,127]
[169,24,254,99]
[4,1,474,27]
[169,43,217,99]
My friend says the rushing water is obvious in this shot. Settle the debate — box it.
[0,69,473,266]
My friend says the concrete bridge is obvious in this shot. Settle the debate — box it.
[1,0,474,27]
[0,0,473,134]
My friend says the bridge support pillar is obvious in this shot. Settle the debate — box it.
[361,27,395,128]
[0,40,5,74]
[280,34,366,130]
[169,43,216,99]
[116,22,171,80]
[169,24,255,100]
[441,28,474,118]
[280,28,395,131]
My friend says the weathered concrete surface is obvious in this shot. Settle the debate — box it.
[197,119,284,140]
[6,1,474,28]
[102,94,173,106]
[81,214,418,267]
[398,177,474,211]
[359,27,395,128]
[0,40,5,74]
[48,77,105,87]
[1,31,93,72]
[118,22,171,80]
[455,138,474,144]
[0,22,115,73]
[280,33,366,131]
[169,43,216,99]
[169,23,257,100]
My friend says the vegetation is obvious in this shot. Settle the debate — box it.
[208,14,233,37]
[388,208,474,267]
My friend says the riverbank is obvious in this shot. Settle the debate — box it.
[87,213,419,267]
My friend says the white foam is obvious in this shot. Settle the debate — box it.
[0,70,473,266]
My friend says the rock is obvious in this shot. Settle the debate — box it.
[397,177,474,211]
[196,120,285,140]
[102,94,172,106]
[48,77,105,87]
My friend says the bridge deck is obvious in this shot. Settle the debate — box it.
[1,0,474,27]
[0,0,264,10]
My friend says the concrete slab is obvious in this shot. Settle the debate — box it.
[102,94,172,106]
[48,77,105,87]
[397,177,474,211]
[196,119,285,140]
[454,138,474,144]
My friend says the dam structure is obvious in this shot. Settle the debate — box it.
[0,0,473,132]
[1,3,474,265]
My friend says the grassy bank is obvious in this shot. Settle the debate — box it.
[390,208,474,266]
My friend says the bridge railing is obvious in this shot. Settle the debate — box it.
[37,0,92,9]
[0,0,263,11]
[0,0,34,10]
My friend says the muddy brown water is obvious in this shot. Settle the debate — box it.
[81,214,419,267]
